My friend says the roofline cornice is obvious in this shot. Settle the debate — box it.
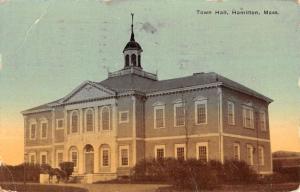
[146,82,223,97]
[21,108,53,115]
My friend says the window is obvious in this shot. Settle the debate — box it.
[196,142,208,162]
[85,109,94,132]
[233,143,240,160]
[260,111,266,131]
[56,151,63,168]
[119,111,129,123]
[29,153,36,164]
[69,147,78,168]
[155,145,165,160]
[131,54,136,66]
[154,106,165,128]
[101,107,110,131]
[40,121,48,139]
[246,145,254,165]
[243,106,254,128]
[56,119,64,129]
[258,146,264,166]
[175,144,186,160]
[119,146,129,167]
[125,55,129,67]
[102,149,110,167]
[228,101,235,125]
[195,100,207,125]
[138,55,141,67]
[30,123,37,140]
[40,152,47,165]
[71,111,79,133]
[174,103,185,127]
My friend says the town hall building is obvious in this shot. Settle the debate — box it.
[22,15,273,183]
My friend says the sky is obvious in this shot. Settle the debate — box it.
[0,0,299,165]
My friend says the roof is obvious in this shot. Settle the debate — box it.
[123,40,142,52]
[22,71,273,114]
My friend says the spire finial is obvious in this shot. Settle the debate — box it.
[130,13,135,41]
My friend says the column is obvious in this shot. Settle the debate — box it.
[79,108,83,134]
[78,147,84,174]
[131,96,136,165]
[94,106,99,133]
[51,110,55,167]
[111,101,118,172]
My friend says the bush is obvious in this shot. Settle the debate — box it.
[0,163,42,183]
[223,160,258,184]
[131,158,220,190]
[132,159,260,190]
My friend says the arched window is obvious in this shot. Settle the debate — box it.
[100,144,110,167]
[71,111,79,133]
[101,107,110,131]
[138,55,141,67]
[69,146,78,168]
[125,55,129,67]
[85,109,94,132]
[131,54,136,66]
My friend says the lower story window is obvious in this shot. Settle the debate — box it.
[258,146,264,166]
[155,145,165,160]
[56,152,63,167]
[246,145,254,165]
[175,144,186,160]
[233,143,240,161]
[102,149,110,167]
[197,142,208,162]
[40,153,47,165]
[119,146,129,167]
[71,151,78,168]
[29,153,36,164]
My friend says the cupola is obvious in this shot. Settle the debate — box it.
[123,13,143,69]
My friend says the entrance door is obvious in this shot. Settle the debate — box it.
[84,144,94,174]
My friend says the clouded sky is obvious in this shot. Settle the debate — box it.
[0,0,299,165]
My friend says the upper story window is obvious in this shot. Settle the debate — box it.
[196,142,208,162]
[195,99,207,125]
[30,123,37,140]
[40,121,48,139]
[71,111,79,133]
[154,105,165,129]
[85,109,94,132]
[56,119,64,130]
[101,106,110,131]
[125,55,129,67]
[233,143,240,160]
[155,145,165,160]
[174,102,185,127]
[259,111,266,131]
[246,144,254,165]
[119,111,129,124]
[243,106,254,129]
[227,101,235,125]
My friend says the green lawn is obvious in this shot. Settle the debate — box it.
[158,183,300,192]
[0,183,88,192]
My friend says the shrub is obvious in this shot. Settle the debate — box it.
[223,160,258,184]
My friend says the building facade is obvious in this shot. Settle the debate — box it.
[22,18,273,183]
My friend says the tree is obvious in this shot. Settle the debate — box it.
[59,162,74,181]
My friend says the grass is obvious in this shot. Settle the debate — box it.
[0,183,88,192]
[157,182,300,192]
